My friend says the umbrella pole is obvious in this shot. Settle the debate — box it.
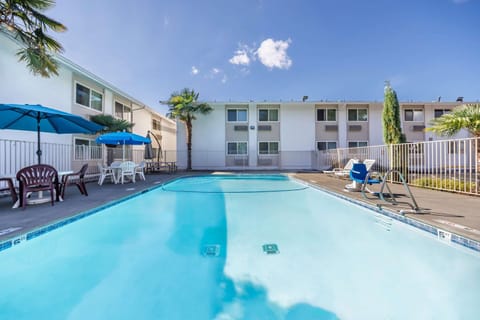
[36,114,42,164]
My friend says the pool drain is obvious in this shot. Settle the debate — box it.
[262,243,279,254]
[202,244,220,257]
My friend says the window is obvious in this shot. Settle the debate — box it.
[258,142,279,155]
[448,141,465,154]
[434,109,451,118]
[258,109,279,122]
[75,83,103,111]
[316,109,337,121]
[347,108,368,121]
[115,101,132,122]
[227,109,247,122]
[74,138,102,160]
[152,119,161,130]
[404,109,424,122]
[348,141,368,148]
[317,141,337,151]
[227,142,248,155]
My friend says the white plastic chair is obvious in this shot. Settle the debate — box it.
[135,161,146,181]
[97,163,116,185]
[119,161,136,184]
[323,159,359,177]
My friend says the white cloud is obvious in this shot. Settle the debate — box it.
[212,68,221,74]
[255,38,292,70]
[229,49,251,66]
[221,75,228,84]
[191,66,199,75]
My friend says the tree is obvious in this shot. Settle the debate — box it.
[382,82,405,144]
[166,88,212,171]
[90,114,134,133]
[426,104,480,137]
[0,0,66,77]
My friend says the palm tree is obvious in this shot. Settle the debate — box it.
[426,104,480,137]
[426,103,480,176]
[0,0,66,77]
[90,114,134,133]
[166,88,212,171]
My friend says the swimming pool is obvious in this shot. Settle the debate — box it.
[0,174,479,319]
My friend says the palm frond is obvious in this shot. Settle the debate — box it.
[426,104,480,137]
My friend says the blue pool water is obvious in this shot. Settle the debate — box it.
[0,174,479,319]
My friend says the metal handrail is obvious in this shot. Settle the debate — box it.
[377,169,429,214]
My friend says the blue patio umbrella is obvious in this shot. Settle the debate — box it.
[96,131,151,161]
[0,104,104,164]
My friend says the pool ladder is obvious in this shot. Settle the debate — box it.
[365,169,430,214]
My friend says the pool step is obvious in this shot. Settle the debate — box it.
[375,214,392,231]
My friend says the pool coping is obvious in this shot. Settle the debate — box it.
[1,174,479,254]
[292,177,480,253]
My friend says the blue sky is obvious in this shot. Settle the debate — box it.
[48,0,480,114]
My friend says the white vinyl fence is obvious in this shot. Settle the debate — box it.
[316,137,479,195]
[0,139,177,188]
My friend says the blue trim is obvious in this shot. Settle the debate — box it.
[293,177,480,253]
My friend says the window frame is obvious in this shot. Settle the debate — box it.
[348,141,368,148]
[152,119,161,131]
[316,108,337,122]
[226,109,248,123]
[316,141,337,151]
[74,137,102,160]
[114,100,132,122]
[258,108,279,122]
[347,108,368,122]
[434,109,451,118]
[74,81,103,112]
[404,109,424,122]
[258,141,280,155]
[226,141,248,155]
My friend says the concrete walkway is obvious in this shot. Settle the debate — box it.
[1,171,479,243]
[0,172,188,241]
[292,172,480,242]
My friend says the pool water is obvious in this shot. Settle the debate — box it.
[0,175,479,319]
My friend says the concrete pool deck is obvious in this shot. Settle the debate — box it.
[1,171,479,244]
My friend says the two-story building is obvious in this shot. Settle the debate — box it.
[0,31,175,173]
[176,101,469,170]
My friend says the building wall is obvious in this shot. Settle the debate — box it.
[1,32,174,171]
[176,100,470,170]
[0,33,72,145]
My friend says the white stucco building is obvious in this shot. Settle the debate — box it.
[0,31,175,173]
[176,100,470,170]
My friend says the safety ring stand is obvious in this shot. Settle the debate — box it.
[370,169,430,215]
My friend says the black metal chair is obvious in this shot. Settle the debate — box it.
[0,177,18,205]
[60,164,89,199]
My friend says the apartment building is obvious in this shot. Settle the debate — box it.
[0,31,175,172]
[176,101,469,170]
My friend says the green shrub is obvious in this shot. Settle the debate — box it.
[412,177,476,192]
